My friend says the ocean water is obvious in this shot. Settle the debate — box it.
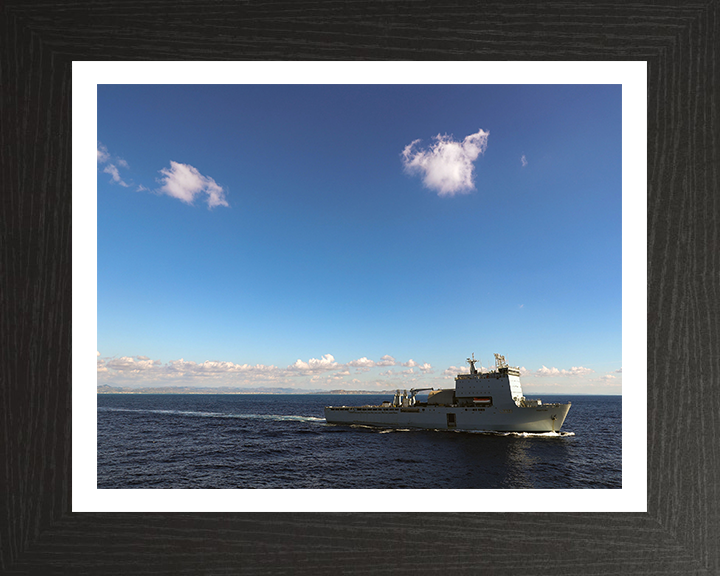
[97,394,621,489]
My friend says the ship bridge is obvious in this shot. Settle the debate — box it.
[454,353,524,406]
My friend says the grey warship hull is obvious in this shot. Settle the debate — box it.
[324,402,570,432]
[325,354,572,433]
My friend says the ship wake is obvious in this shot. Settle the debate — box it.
[336,424,574,437]
[98,406,325,423]
[463,430,575,437]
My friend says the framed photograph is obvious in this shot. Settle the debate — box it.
[78,63,639,515]
[3,2,717,574]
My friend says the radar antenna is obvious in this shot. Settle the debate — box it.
[466,353,478,375]
[494,353,507,369]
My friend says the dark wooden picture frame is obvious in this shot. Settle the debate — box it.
[2,2,718,574]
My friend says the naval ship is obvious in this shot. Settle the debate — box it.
[324,354,571,432]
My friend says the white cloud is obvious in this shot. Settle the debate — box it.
[535,365,594,378]
[401,129,489,196]
[103,164,130,187]
[165,358,280,377]
[98,145,229,209]
[98,354,285,384]
[418,363,433,374]
[289,354,338,373]
[97,143,110,163]
[376,355,396,366]
[97,142,131,186]
[615,368,622,373]
[346,357,373,373]
[600,374,617,381]
[97,351,438,389]
[535,365,560,377]
[347,357,375,368]
[158,161,229,209]
[106,356,157,372]
[443,365,468,377]
[98,354,594,386]
[521,154,528,167]
[97,351,107,373]
[566,366,594,377]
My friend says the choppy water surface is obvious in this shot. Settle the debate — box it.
[97,394,621,489]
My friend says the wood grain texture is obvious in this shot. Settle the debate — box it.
[1,1,718,574]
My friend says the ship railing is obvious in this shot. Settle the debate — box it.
[515,397,542,408]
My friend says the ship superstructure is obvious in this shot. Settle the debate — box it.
[324,354,571,432]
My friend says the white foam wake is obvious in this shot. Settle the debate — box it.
[98,406,325,423]
[464,430,575,437]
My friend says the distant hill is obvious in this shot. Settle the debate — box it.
[96,385,395,395]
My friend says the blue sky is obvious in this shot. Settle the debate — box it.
[97,84,622,393]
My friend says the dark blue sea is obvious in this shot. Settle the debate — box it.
[97,394,621,489]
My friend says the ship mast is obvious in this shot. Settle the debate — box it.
[466,353,478,375]
[494,353,508,369]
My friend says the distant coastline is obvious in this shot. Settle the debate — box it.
[96,385,388,395]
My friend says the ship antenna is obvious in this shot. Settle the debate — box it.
[466,353,478,375]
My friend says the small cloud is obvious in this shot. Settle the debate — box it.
[519,304,524,309]
[97,143,110,163]
[376,355,396,366]
[347,356,375,374]
[96,351,107,373]
[347,357,375,368]
[402,359,418,367]
[401,129,489,197]
[615,368,622,373]
[418,362,433,374]
[521,154,528,167]
[103,164,130,187]
[97,142,131,186]
[289,354,338,373]
[158,161,229,209]
[443,365,468,377]
[535,366,561,377]
[600,374,616,381]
